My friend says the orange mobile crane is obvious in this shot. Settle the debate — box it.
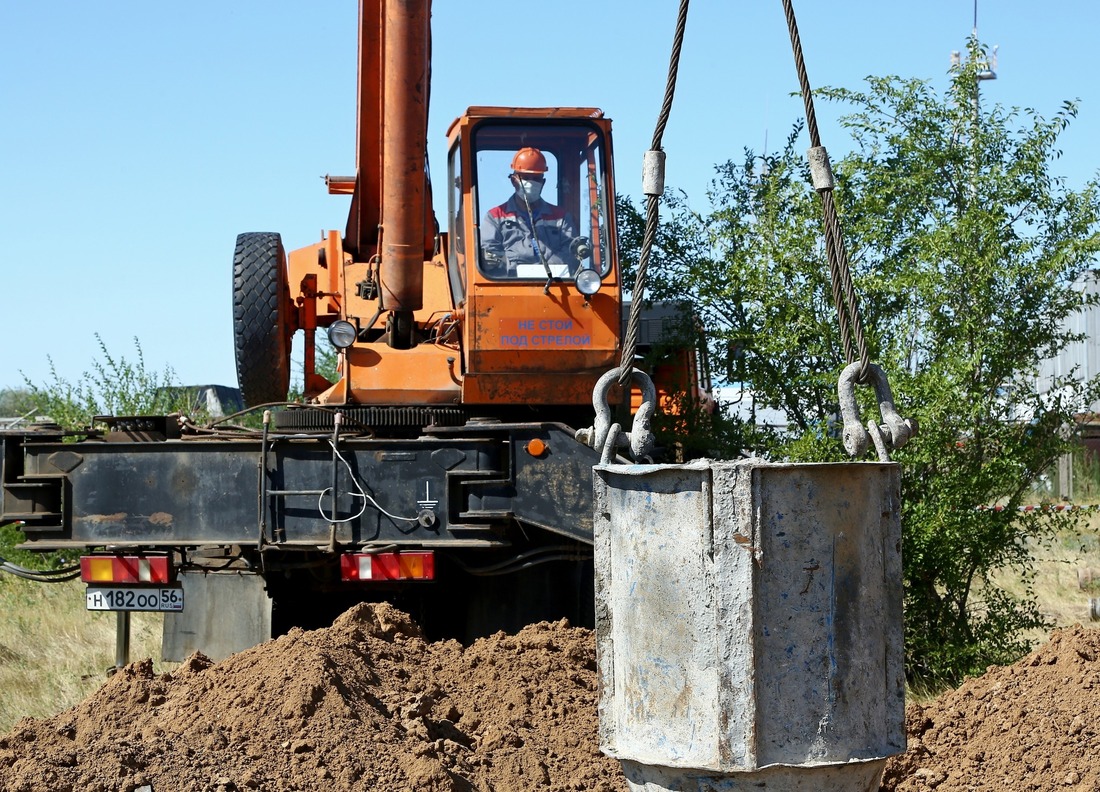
[0,0,708,660]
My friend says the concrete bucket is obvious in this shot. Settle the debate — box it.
[593,459,905,792]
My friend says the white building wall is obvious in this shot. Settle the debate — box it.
[1037,275,1100,411]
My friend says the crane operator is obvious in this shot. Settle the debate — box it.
[481,147,589,276]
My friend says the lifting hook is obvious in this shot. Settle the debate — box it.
[576,367,657,464]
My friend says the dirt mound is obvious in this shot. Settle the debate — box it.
[10,606,1100,792]
[0,603,627,792]
[882,623,1100,791]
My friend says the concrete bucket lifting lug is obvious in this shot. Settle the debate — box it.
[838,362,918,460]
[593,459,906,792]
[576,367,657,463]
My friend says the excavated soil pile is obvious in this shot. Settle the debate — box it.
[0,603,628,792]
[10,607,1100,792]
[882,624,1100,792]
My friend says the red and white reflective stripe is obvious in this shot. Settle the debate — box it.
[339,552,435,581]
[80,556,171,584]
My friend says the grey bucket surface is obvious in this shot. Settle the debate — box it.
[619,757,887,792]
[593,459,905,778]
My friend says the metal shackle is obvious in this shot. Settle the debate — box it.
[837,362,917,459]
[576,367,657,463]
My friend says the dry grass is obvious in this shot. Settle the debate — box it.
[0,575,169,734]
[991,510,1100,645]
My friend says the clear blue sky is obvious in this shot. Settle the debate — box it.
[2,1,1096,393]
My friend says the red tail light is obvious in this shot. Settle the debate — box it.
[80,555,172,584]
[340,551,434,581]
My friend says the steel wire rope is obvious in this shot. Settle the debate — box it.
[617,0,690,387]
[781,0,870,381]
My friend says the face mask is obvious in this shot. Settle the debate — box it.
[514,177,543,204]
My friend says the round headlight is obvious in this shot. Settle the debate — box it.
[575,268,603,296]
[327,320,357,349]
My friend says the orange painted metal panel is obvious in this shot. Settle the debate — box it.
[467,286,618,372]
[462,283,619,405]
[342,342,460,404]
[461,370,606,405]
[288,241,341,320]
[313,256,460,406]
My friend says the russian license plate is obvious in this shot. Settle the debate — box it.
[86,587,184,612]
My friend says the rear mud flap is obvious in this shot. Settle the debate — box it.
[162,570,272,662]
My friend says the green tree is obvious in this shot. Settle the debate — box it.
[21,334,198,431]
[0,388,36,418]
[619,40,1100,686]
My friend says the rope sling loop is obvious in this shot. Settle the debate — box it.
[781,0,916,460]
[578,0,690,463]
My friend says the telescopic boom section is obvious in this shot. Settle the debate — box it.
[347,0,432,348]
[345,0,384,256]
[382,0,429,333]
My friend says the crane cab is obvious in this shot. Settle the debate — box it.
[445,107,621,407]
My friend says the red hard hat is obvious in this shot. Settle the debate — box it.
[510,147,548,175]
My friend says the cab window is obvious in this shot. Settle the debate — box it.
[472,123,611,281]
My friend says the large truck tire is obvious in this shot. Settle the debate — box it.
[233,232,292,406]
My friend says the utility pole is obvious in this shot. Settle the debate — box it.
[951,0,998,106]
[951,0,998,199]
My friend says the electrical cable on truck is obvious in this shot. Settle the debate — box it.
[0,556,81,583]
